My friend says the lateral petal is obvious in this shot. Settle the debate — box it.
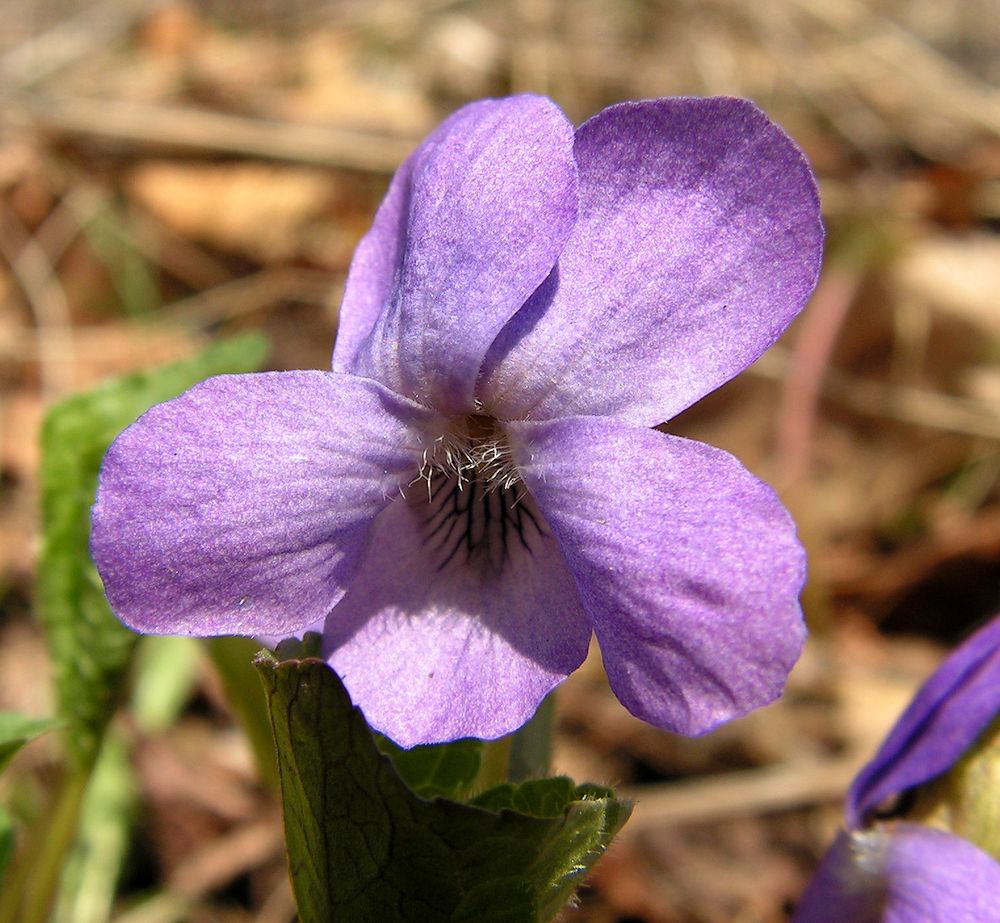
[509,416,806,735]
[91,372,436,637]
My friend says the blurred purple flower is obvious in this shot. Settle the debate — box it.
[793,616,1000,923]
[91,95,823,747]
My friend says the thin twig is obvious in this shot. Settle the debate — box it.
[57,174,234,292]
[745,4,895,159]
[776,266,862,486]
[0,0,160,88]
[161,266,336,326]
[788,0,1000,141]
[620,754,863,831]
[168,816,284,897]
[0,207,75,399]
[9,95,417,173]
[751,347,1000,442]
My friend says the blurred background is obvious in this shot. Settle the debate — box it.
[1,0,999,920]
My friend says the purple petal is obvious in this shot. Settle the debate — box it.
[330,146,417,376]
[508,416,806,735]
[479,97,823,426]
[793,826,1000,923]
[91,372,436,638]
[257,617,326,653]
[791,829,886,923]
[335,95,577,416]
[322,486,591,747]
[880,826,1000,922]
[848,615,1000,827]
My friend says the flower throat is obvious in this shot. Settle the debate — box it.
[411,414,545,573]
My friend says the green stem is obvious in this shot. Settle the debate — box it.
[205,636,280,791]
[475,691,557,791]
[507,691,556,782]
[0,769,89,923]
[476,735,514,792]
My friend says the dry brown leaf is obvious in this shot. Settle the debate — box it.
[137,1,206,58]
[126,162,338,262]
[1,391,42,484]
[66,322,204,390]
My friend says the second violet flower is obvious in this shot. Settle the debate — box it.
[91,94,824,747]
[793,615,1000,923]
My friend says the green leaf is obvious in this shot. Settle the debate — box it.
[273,632,323,660]
[256,657,631,923]
[469,779,616,818]
[0,713,59,774]
[0,807,14,880]
[375,736,482,801]
[38,332,268,771]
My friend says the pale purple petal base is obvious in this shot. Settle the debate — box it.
[848,615,1000,826]
[92,372,434,638]
[509,416,806,736]
[322,495,592,747]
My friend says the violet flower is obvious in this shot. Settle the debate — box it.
[91,95,823,747]
[793,616,1000,923]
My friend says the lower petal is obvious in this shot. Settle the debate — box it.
[322,485,591,747]
[509,416,806,736]
[91,372,435,638]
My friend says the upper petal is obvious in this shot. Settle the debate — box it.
[335,95,578,416]
[91,371,436,638]
[508,416,806,735]
[330,146,417,376]
[322,477,592,747]
[847,614,1000,827]
[480,97,823,426]
[792,825,1000,923]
